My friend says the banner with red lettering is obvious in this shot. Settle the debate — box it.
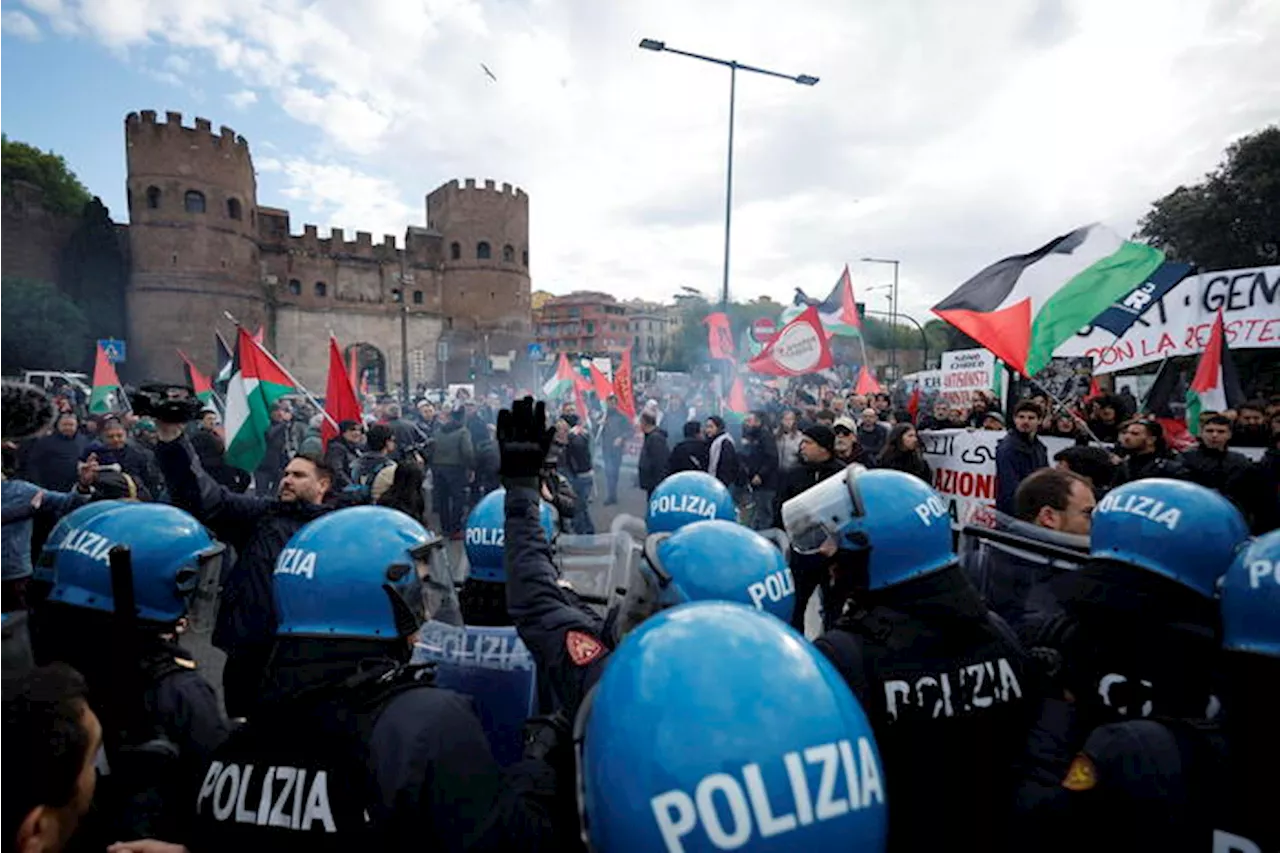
[1057,265,1280,373]
[703,312,736,361]
[938,348,998,406]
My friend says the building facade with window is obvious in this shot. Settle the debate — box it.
[122,110,532,391]
[534,291,634,356]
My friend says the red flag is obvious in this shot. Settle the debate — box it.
[321,336,362,449]
[176,349,214,402]
[727,377,748,414]
[703,312,736,361]
[613,350,636,418]
[88,342,124,414]
[1086,377,1102,401]
[253,326,265,346]
[348,347,360,397]
[907,386,921,422]
[854,366,882,395]
[588,364,613,401]
[746,306,834,377]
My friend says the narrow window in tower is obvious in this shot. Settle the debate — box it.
[315,281,327,297]
[502,244,515,263]
[288,279,302,296]
[227,198,243,220]
[127,189,134,210]
[147,186,161,209]
[450,242,461,261]
[413,290,424,304]
[184,190,206,214]
[392,288,403,303]
[477,241,491,260]
[522,249,528,266]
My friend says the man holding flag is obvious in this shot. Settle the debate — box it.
[150,327,342,718]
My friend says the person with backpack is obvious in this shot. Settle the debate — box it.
[352,424,398,500]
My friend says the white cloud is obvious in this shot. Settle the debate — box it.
[16,0,1280,319]
[2,10,41,39]
[227,89,258,109]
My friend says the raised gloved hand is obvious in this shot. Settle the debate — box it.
[497,396,554,482]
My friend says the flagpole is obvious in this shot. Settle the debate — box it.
[224,310,339,431]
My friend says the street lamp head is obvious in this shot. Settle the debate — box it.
[794,74,819,86]
[639,38,666,52]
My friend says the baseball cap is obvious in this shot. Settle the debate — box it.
[833,415,857,434]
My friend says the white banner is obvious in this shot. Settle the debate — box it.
[1057,265,1280,373]
[939,348,997,405]
[919,428,1265,529]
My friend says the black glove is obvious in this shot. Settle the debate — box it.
[497,396,554,481]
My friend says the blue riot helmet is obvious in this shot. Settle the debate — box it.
[1091,478,1248,598]
[579,601,887,852]
[34,500,128,585]
[464,488,556,582]
[782,466,953,590]
[1221,529,1280,658]
[636,520,795,623]
[46,502,224,624]
[646,471,736,533]
[275,506,450,640]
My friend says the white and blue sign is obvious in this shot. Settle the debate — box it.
[526,343,544,361]
[98,339,126,364]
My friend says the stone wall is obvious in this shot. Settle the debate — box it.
[274,305,443,393]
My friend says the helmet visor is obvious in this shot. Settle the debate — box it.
[782,465,865,555]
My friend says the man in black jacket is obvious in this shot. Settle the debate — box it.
[738,410,778,530]
[21,412,88,492]
[1112,418,1185,485]
[153,419,340,718]
[776,424,847,633]
[324,419,365,491]
[636,412,668,498]
[995,400,1049,514]
[600,397,631,505]
[558,414,595,534]
[1178,415,1258,522]
[666,421,708,475]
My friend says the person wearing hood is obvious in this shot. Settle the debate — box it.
[636,412,668,498]
[703,415,739,488]
[431,407,474,538]
[962,467,1093,644]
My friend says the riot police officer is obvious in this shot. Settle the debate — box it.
[787,467,1032,851]
[498,397,797,718]
[1014,478,1251,846]
[461,488,556,626]
[34,501,228,844]
[1019,529,1278,852]
[577,601,887,852]
[187,505,563,851]
[645,471,737,533]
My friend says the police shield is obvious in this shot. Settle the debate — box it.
[555,530,637,615]
[183,540,228,635]
[411,621,537,766]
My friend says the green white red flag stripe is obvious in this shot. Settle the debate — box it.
[223,327,300,473]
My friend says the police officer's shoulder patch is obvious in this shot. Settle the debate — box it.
[566,630,605,667]
[174,656,197,669]
[1061,753,1097,791]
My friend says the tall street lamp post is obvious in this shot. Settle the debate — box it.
[861,257,900,377]
[640,39,818,310]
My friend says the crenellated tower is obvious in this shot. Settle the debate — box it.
[427,179,531,332]
[124,110,263,380]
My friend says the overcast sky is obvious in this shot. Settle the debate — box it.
[3,0,1277,322]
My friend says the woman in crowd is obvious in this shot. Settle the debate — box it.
[775,407,804,474]
[877,423,932,484]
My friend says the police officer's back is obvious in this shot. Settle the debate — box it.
[188,505,562,852]
[34,501,228,846]
[788,468,1032,851]
[1023,529,1278,853]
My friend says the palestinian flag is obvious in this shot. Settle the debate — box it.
[1185,310,1243,435]
[724,376,748,423]
[224,327,300,473]
[89,342,123,414]
[177,350,215,406]
[932,225,1167,377]
[542,353,579,398]
[782,265,863,337]
[214,330,234,385]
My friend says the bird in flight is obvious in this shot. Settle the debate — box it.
[480,63,497,82]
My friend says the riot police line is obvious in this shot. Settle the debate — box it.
[3,387,1277,852]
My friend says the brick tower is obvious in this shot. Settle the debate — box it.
[427,178,531,332]
[124,110,264,381]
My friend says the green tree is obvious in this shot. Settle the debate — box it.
[1137,125,1279,270]
[1,135,92,216]
[1,278,91,374]
[60,197,128,341]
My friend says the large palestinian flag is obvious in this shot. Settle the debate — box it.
[89,342,123,414]
[224,327,300,472]
[932,225,1166,376]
